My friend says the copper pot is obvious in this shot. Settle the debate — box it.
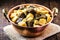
[2,4,58,37]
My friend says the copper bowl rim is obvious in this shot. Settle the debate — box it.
[7,4,53,28]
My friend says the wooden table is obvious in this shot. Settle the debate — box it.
[0,0,60,40]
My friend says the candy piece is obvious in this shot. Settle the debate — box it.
[26,13,34,22]
[47,16,52,22]
[10,13,17,18]
[39,19,46,26]
[27,17,33,22]
[16,18,23,23]
[34,8,40,13]
[10,10,23,18]
[39,7,49,14]
[26,13,34,18]
[22,18,26,22]
[40,10,49,14]
[18,21,27,27]
[45,14,50,17]
[45,14,52,22]
[17,10,23,13]
[17,10,23,16]
[34,7,49,14]
[26,7,34,13]
[14,10,17,13]
[12,16,18,22]
[34,20,39,25]
[22,9,27,15]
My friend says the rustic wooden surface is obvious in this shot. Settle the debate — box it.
[0,0,60,40]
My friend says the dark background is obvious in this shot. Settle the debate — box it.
[0,0,60,40]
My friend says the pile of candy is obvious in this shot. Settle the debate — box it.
[10,5,52,27]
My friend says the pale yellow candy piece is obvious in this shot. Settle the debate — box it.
[10,13,17,18]
[39,19,46,26]
[14,10,17,13]
[26,13,34,18]
[22,9,27,15]
[18,21,27,27]
[27,17,33,22]
[34,8,49,14]
[34,8,40,13]
[10,10,23,18]
[26,13,34,22]
[40,10,49,14]
[22,18,26,22]
[17,10,23,13]
[34,20,39,25]
[17,10,24,16]
[47,16,52,22]
[39,7,49,14]
[45,14,52,22]
[17,10,23,14]
[45,14,50,17]
[12,16,18,22]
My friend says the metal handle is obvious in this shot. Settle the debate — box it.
[2,8,10,22]
[52,7,58,17]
